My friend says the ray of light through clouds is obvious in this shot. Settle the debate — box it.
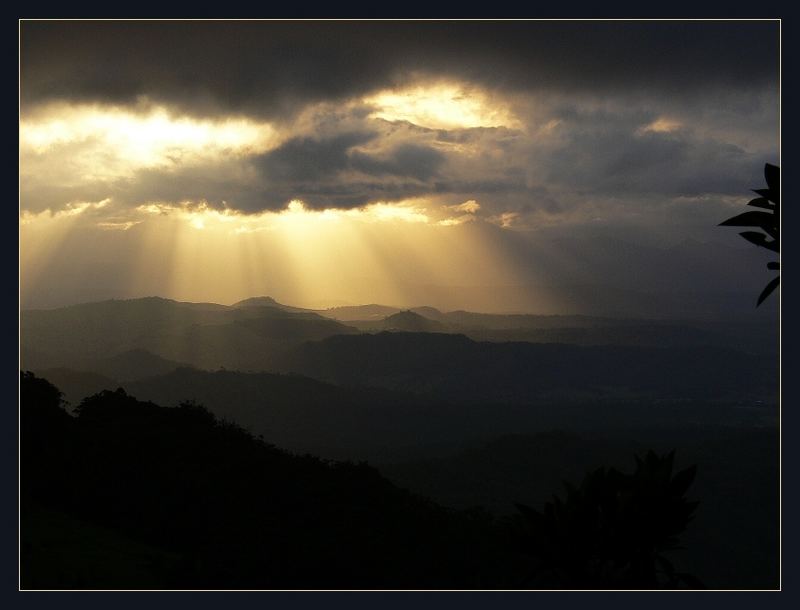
[19,21,779,315]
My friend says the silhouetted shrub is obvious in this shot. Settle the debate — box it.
[515,450,702,589]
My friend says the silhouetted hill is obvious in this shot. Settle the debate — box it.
[381,310,446,332]
[409,306,446,321]
[231,295,318,315]
[20,372,519,589]
[23,297,777,382]
[460,324,734,349]
[22,297,227,365]
[21,297,357,373]
[84,349,189,382]
[442,311,638,330]
[34,368,120,408]
[123,367,420,457]
[234,314,357,342]
[27,366,767,464]
[278,332,777,404]
[33,349,192,406]
[322,304,401,321]
[231,295,287,308]
[447,314,776,356]
[324,304,775,355]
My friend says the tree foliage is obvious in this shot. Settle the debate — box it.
[20,372,513,589]
[515,450,702,589]
[720,163,780,306]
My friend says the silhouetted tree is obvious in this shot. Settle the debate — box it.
[515,450,701,589]
[20,372,519,589]
[20,372,75,502]
[720,163,780,306]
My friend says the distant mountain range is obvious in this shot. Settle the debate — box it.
[22,295,777,371]
[22,295,778,429]
[21,296,357,373]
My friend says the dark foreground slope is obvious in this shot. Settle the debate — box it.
[382,428,779,589]
[20,373,519,589]
[22,373,774,589]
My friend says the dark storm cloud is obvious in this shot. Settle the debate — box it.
[431,177,528,195]
[116,161,270,211]
[19,20,779,224]
[115,158,443,212]
[21,21,778,117]
[255,131,445,186]
[236,132,446,209]
[258,132,377,182]
[541,124,763,198]
[350,144,445,180]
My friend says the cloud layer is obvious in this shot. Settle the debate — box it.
[19,21,780,313]
[21,21,778,117]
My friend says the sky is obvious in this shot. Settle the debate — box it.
[19,20,780,316]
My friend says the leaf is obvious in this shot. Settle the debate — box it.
[748,197,774,210]
[720,211,778,238]
[757,276,780,307]
[670,465,697,497]
[764,163,779,198]
[739,231,779,252]
[720,210,775,228]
